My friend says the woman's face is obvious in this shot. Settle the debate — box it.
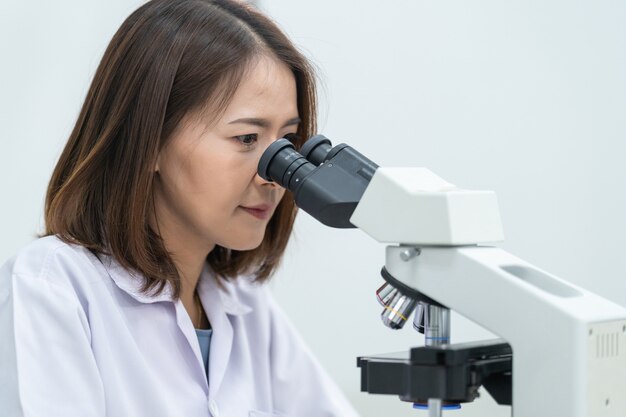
[153,56,299,254]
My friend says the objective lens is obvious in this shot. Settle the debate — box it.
[413,302,450,342]
[424,305,450,345]
[376,282,398,307]
[381,290,417,330]
[413,302,425,334]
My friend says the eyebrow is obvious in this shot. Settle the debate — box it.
[228,117,301,128]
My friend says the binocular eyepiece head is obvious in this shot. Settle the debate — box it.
[257,135,333,190]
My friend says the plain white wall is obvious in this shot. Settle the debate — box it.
[1,1,625,417]
[0,0,145,255]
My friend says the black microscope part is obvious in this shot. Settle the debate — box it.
[257,135,379,228]
[357,339,512,406]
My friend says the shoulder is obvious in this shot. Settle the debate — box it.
[1,235,105,292]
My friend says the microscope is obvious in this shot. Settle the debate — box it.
[258,135,626,417]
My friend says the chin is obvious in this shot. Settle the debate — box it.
[221,235,265,252]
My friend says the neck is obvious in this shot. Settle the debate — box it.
[168,244,213,328]
[174,250,207,298]
[151,202,215,328]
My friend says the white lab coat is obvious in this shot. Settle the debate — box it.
[0,236,361,417]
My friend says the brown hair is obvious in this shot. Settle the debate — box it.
[44,0,317,298]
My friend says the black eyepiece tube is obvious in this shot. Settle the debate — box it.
[257,135,379,228]
[300,134,332,166]
[257,139,316,191]
[257,139,298,182]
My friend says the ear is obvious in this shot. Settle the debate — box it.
[155,153,161,173]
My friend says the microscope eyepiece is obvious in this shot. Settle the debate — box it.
[299,134,332,166]
[257,134,378,228]
[257,138,295,181]
[257,138,316,192]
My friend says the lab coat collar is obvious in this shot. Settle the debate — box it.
[99,255,174,303]
[101,254,253,316]
[198,266,254,316]
[99,253,254,399]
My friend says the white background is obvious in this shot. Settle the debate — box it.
[1,1,625,416]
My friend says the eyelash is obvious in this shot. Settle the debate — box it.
[233,132,299,149]
[234,134,258,148]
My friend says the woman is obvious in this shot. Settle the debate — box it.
[0,1,361,416]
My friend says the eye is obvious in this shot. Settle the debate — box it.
[234,134,258,148]
[283,133,301,144]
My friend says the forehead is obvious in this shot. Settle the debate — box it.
[219,55,299,122]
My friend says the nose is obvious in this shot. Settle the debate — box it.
[254,172,280,188]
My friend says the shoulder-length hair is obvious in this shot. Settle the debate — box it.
[44,0,317,298]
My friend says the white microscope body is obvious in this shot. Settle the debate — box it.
[351,167,626,417]
[258,136,626,416]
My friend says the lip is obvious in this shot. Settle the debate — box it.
[240,204,272,220]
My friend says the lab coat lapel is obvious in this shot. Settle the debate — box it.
[198,268,233,399]
[173,299,210,391]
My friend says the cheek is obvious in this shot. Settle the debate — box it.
[159,153,226,213]
[170,141,230,188]
[184,153,260,213]
[277,188,286,201]
[159,137,263,227]
[186,161,247,207]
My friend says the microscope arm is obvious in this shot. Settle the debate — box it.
[352,167,626,417]
[382,244,626,417]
